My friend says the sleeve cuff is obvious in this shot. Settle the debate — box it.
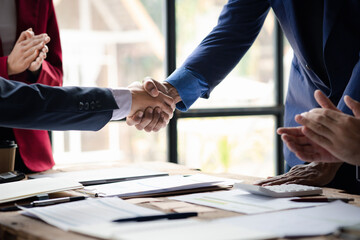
[166,66,209,111]
[110,88,132,120]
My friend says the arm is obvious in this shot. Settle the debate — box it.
[0,77,175,131]
[167,0,270,111]
[127,0,271,131]
[0,77,117,131]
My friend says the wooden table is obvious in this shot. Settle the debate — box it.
[1,161,359,240]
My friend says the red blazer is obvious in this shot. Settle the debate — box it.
[0,0,63,172]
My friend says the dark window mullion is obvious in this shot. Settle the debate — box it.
[165,0,178,163]
[275,20,285,174]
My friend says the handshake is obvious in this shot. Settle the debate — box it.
[126,78,182,132]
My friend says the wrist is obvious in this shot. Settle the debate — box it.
[7,57,16,75]
[310,161,342,174]
[164,82,181,103]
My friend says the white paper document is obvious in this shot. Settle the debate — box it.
[170,189,324,214]
[20,197,161,231]
[71,219,276,240]
[0,178,82,204]
[30,167,168,186]
[86,174,238,198]
[216,201,360,237]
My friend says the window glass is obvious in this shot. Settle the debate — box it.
[178,116,276,177]
[53,0,167,166]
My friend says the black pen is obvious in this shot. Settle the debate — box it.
[112,212,198,223]
[291,197,354,203]
[0,196,86,212]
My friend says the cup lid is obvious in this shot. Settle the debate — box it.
[0,140,17,148]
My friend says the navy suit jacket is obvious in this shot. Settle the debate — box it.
[167,0,360,167]
[0,77,118,131]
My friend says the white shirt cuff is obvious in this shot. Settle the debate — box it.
[110,88,132,120]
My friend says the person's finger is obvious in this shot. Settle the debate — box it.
[39,51,47,60]
[254,175,284,185]
[295,113,335,140]
[22,34,48,50]
[135,108,154,130]
[17,29,33,43]
[152,113,167,132]
[126,111,143,126]
[282,135,316,155]
[261,178,292,186]
[28,61,39,71]
[277,127,304,136]
[281,133,311,146]
[42,45,49,53]
[157,92,175,116]
[301,126,333,149]
[143,78,159,97]
[144,107,161,132]
[314,90,338,111]
[43,35,51,44]
[23,41,44,59]
[345,95,360,118]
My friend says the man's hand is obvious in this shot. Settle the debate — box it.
[295,94,360,166]
[127,81,175,132]
[255,162,342,186]
[264,90,345,187]
[7,29,50,75]
[126,78,181,132]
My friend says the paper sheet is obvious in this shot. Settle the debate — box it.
[87,174,238,198]
[0,178,83,204]
[216,200,360,237]
[170,189,325,214]
[71,219,276,240]
[30,167,168,185]
[20,197,161,231]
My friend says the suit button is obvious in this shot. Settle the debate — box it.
[78,102,84,111]
[305,64,311,71]
[84,102,89,110]
[90,101,95,110]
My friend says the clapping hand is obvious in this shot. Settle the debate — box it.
[7,28,50,75]
[256,90,345,187]
[286,90,360,166]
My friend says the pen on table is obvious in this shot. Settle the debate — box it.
[291,197,354,203]
[0,196,87,212]
[112,212,198,223]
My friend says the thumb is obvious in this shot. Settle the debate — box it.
[143,77,159,97]
[345,95,360,117]
[314,90,339,111]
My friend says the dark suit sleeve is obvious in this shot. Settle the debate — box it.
[0,77,119,131]
[166,0,270,111]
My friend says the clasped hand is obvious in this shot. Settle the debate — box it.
[7,28,50,76]
[126,78,181,132]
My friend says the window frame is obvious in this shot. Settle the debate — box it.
[164,1,285,175]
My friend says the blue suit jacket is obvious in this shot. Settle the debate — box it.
[0,77,118,131]
[167,0,360,167]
